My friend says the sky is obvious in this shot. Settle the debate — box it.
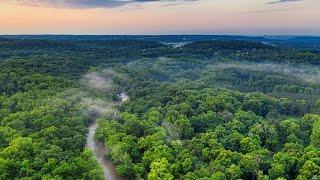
[0,0,319,35]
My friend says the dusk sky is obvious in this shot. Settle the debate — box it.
[0,0,319,35]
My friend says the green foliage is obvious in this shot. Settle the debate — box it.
[311,121,320,148]
[148,158,174,180]
[2,38,320,179]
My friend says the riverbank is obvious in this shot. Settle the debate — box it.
[86,92,128,180]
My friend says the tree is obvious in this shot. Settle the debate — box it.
[311,121,320,148]
[240,137,260,153]
[148,158,174,180]
[296,160,320,179]
[279,119,300,144]
[301,114,320,141]
[269,163,285,179]
[227,164,242,180]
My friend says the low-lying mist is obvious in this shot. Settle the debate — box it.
[211,61,320,84]
[79,69,126,119]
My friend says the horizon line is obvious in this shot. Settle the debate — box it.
[1,34,319,37]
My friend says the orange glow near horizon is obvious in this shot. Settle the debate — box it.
[0,0,319,35]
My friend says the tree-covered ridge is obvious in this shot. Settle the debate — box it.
[179,40,320,65]
[2,35,320,50]
[1,38,320,66]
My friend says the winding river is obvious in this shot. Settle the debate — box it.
[86,93,128,180]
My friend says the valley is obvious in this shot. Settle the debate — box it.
[1,37,320,179]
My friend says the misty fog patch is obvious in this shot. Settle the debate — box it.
[211,62,320,84]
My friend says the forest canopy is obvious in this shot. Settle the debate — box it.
[0,38,320,179]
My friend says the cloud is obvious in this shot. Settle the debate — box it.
[267,0,304,4]
[247,8,293,13]
[5,0,197,8]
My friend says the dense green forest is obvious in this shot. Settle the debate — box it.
[1,38,320,179]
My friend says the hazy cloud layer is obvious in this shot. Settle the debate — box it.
[268,0,304,4]
[6,0,197,8]
[5,0,306,8]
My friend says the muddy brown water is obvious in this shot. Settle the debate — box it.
[86,93,128,180]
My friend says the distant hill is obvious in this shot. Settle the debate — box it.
[0,35,269,42]
[1,35,320,50]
